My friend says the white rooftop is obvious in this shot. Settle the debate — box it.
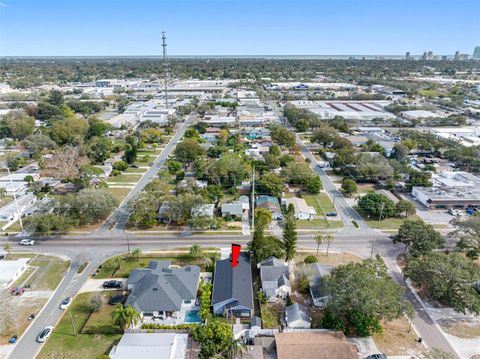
[109,333,188,359]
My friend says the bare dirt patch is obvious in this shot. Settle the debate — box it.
[372,318,424,357]
[438,318,480,339]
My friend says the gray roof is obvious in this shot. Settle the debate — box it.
[258,256,285,268]
[212,252,254,311]
[304,263,332,300]
[250,316,262,329]
[260,266,290,298]
[286,303,310,325]
[126,261,200,312]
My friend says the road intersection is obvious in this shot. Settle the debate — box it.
[5,115,461,359]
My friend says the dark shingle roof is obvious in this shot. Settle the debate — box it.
[212,252,253,311]
[286,303,310,325]
[126,261,200,312]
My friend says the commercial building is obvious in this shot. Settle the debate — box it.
[290,100,395,123]
[412,171,480,209]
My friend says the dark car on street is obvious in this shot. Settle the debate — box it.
[102,280,123,289]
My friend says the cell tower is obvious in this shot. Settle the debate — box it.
[162,31,169,109]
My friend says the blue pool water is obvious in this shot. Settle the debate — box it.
[185,310,201,323]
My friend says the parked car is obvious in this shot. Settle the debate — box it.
[326,212,338,217]
[9,335,17,344]
[102,280,123,289]
[10,287,25,296]
[19,239,35,246]
[36,326,53,343]
[60,297,72,310]
[130,164,139,168]
[109,294,126,305]
[366,355,387,359]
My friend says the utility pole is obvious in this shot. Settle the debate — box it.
[162,31,169,109]
[7,167,23,232]
[251,167,255,234]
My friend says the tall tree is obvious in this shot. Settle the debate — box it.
[283,204,297,261]
[393,219,444,256]
[451,216,480,259]
[322,258,413,336]
[315,234,324,255]
[404,252,480,315]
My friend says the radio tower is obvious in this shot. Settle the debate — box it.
[162,31,169,109]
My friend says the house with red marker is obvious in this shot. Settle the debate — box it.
[211,252,254,318]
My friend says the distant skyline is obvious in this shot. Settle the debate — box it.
[0,0,479,57]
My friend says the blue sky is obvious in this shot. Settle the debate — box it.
[0,0,478,56]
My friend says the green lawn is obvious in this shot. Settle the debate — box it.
[27,255,70,290]
[107,174,143,183]
[355,206,421,230]
[95,253,213,279]
[301,193,343,229]
[38,292,122,359]
[124,167,147,173]
[103,187,131,203]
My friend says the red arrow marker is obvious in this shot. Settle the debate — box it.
[230,244,241,268]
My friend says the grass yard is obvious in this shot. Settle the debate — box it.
[357,183,376,194]
[95,253,214,279]
[103,187,131,203]
[372,318,423,357]
[38,292,122,359]
[27,255,70,291]
[260,303,283,329]
[355,206,421,230]
[302,193,343,229]
[124,167,147,173]
[107,174,143,183]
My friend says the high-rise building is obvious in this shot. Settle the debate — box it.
[405,52,411,60]
[422,51,427,61]
[454,51,460,61]
[474,46,480,59]
[427,51,433,60]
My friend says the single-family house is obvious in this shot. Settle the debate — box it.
[221,196,250,219]
[256,195,282,220]
[274,332,358,359]
[212,252,254,318]
[258,257,291,301]
[0,193,37,222]
[158,201,171,223]
[125,261,200,323]
[304,263,332,308]
[282,197,316,220]
[109,333,188,359]
[285,303,311,329]
[0,257,30,289]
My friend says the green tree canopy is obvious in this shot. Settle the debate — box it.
[394,219,444,256]
[322,258,413,336]
[358,193,396,219]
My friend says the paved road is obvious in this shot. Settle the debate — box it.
[99,115,195,233]
[7,254,98,359]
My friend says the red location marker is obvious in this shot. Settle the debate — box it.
[230,244,241,268]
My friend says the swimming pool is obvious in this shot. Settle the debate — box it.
[184,310,201,323]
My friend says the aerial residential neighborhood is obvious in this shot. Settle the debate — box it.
[1,1,480,359]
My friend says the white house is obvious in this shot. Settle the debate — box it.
[0,257,30,289]
[0,193,37,222]
[282,197,316,220]
[258,257,291,302]
[285,303,311,329]
[109,333,188,359]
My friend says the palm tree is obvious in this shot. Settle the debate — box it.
[189,244,203,260]
[3,242,12,255]
[227,338,246,359]
[111,257,122,276]
[325,234,335,256]
[131,248,141,261]
[112,304,141,331]
[314,234,324,256]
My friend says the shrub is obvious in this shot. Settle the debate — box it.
[304,255,318,264]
